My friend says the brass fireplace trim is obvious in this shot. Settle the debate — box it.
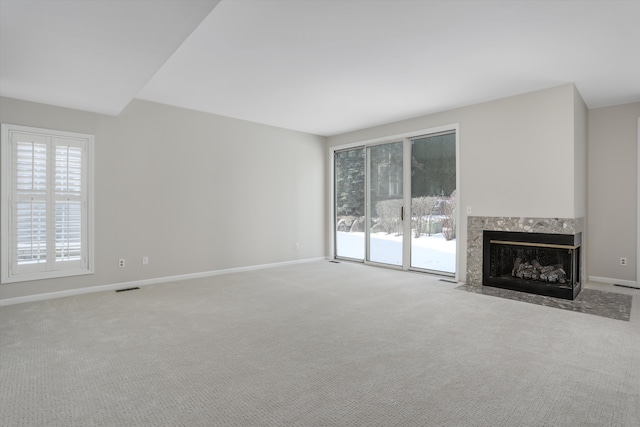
[489,240,579,250]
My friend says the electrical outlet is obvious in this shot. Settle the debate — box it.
[295,243,300,250]
[119,259,125,268]
[466,206,472,214]
[142,256,149,265]
[620,257,627,266]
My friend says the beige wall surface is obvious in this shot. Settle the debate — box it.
[573,86,588,219]
[573,87,589,280]
[0,97,327,300]
[588,102,640,283]
[328,84,580,282]
[4,85,625,299]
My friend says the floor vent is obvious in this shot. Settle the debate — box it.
[439,279,458,284]
[329,260,341,264]
[116,287,140,293]
[614,284,640,290]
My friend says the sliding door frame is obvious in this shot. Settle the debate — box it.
[333,146,366,262]
[365,139,405,269]
[329,123,460,280]
[408,130,458,276]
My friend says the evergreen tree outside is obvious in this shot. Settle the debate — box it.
[411,133,456,198]
[335,148,364,217]
[368,141,403,217]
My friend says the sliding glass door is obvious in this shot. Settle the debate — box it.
[409,132,457,274]
[367,141,403,266]
[334,148,365,260]
[334,129,457,276]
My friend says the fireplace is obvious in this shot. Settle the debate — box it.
[483,230,582,300]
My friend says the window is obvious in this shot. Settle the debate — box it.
[1,124,94,283]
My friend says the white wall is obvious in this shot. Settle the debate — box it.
[573,86,588,219]
[328,84,582,282]
[573,87,589,280]
[588,102,640,284]
[0,97,327,301]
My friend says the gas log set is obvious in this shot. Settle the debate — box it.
[512,258,567,284]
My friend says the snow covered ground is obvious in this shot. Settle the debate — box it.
[336,231,456,273]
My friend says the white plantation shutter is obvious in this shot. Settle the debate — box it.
[2,124,93,283]
[54,141,85,264]
[14,137,48,268]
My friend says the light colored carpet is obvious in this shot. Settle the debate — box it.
[1,261,638,426]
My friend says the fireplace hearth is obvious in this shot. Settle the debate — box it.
[483,230,581,300]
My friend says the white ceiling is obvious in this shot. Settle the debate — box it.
[1,0,639,136]
[0,0,220,115]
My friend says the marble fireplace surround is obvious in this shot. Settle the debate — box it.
[466,216,585,287]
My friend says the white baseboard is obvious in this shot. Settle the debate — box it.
[0,257,329,307]
[588,276,637,288]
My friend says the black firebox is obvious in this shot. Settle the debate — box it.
[483,230,581,300]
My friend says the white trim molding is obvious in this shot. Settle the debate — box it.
[0,257,328,306]
[588,276,637,288]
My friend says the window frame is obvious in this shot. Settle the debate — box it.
[1,123,94,284]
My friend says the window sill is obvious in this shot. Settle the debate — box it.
[1,268,94,284]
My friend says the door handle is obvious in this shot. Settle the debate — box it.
[401,206,404,221]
